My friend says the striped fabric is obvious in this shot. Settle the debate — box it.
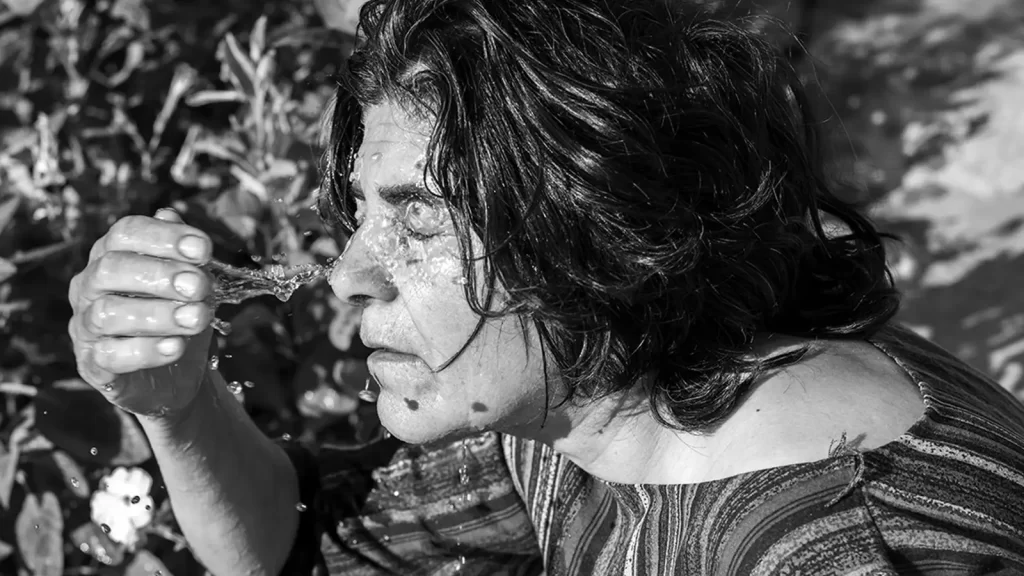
[285,325,1024,575]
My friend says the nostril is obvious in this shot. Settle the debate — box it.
[348,294,374,308]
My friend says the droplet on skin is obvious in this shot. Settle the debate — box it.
[370,152,383,162]
[70,478,79,487]
[131,496,140,504]
[100,523,110,534]
[103,383,113,392]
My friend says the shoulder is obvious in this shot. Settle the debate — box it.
[705,337,926,479]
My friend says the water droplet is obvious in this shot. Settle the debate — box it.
[211,317,233,335]
[145,504,152,510]
[383,430,392,440]
[459,555,466,564]
[391,490,400,498]
[295,502,307,512]
[458,465,470,486]
[382,534,391,543]
[131,495,140,504]
[282,433,292,441]
[100,523,111,534]
[102,383,113,392]
[70,478,79,487]
[349,539,358,547]
[208,355,220,370]
[243,380,255,388]
[33,524,39,531]
[90,447,98,456]
[156,571,163,576]
[227,381,243,394]
[251,255,263,263]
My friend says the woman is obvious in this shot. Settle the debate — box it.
[68,0,1024,574]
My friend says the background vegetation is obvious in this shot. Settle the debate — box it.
[0,0,1022,574]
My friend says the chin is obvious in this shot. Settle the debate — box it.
[375,395,461,445]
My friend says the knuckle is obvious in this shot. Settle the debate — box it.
[87,298,108,333]
[94,252,124,281]
[88,234,107,261]
[68,273,81,304]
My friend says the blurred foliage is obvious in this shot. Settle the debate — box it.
[0,0,374,573]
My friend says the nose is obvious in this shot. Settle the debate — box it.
[329,228,399,307]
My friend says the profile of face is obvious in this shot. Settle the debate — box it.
[328,102,549,444]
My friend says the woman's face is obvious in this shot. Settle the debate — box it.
[328,102,548,444]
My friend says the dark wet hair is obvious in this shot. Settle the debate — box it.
[320,0,901,432]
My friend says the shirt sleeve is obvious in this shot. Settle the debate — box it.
[277,431,543,576]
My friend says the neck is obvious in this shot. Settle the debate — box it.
[508,386,716,485]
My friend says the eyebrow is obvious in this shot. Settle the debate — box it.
[349,181,440,206]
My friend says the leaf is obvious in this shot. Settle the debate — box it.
[15,492,63,576]
[1,0,46,17]
[110,0,150,30]
[0,451,17,509]
[0,194,20,231]
[186,90,247,107]
[125,549,173,576]
[0,258,15,283]
[34,379,152,466]
[250,15,268,62]
[50,450,90,498]
[0,418,31,509]
[70,522,125,566]
[0,539,12,561]
[220,33,257,99]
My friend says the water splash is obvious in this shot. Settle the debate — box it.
[204,259,330,334]
[206,260,329,306]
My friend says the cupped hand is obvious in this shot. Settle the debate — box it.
[69,208,216,419]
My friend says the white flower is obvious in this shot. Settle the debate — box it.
[89,467,155,547]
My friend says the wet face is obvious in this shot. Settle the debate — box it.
[328,102,548,444]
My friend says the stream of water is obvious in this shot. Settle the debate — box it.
[204,259,331,334]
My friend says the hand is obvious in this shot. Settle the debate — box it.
[69,208,215,419]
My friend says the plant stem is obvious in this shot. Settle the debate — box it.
[0,382,38,397]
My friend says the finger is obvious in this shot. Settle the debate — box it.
[81,295,211,337]
[91,214,211,265]
[82,251,211,302]
[154,207,183,223]
[88,336,186,375]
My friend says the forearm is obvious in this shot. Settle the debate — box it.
[138,369,300,576]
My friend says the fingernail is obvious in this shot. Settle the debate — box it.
[157,338,181,356]
[174,304,201,328]
[155,208,179,222]
[178,235,207,260]
[173,272,200,298]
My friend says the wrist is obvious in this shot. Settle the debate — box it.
[136,369,222,442]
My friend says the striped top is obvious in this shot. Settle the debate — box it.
[282,325,1024,575]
